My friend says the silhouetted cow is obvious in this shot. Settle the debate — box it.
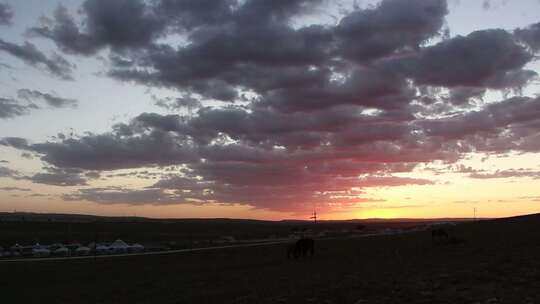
[287,237,314,259]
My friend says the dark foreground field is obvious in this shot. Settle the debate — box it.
[2,214,540,304]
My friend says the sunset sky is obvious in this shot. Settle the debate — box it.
[1,0,540,220]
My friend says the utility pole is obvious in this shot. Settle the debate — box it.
[473,207,477,221]
[310,210,317,224]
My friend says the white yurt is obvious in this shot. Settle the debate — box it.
[49,243,64,251]
[10,243,23,252]
[32,247,51,257]
[75,246,91,256]
[109,239,129,253]
[129,243,145,253]
[54,247,70,256]
[95,244,110,255]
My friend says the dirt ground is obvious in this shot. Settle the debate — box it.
[2,214,540,304]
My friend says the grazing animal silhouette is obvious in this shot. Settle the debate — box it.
[287,237,315,259]
[287,242,297,259]
[431,228,449,244]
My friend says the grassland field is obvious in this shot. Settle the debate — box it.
[1,214,540,303]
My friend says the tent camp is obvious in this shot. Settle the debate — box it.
[95,244,111,255]
[130,243,145,253]
[54,247,70,256]
[32,245,50,257]
[109,239,130,253]
[10,243,23,253]
[48,243,64,251]
[75,246,91,256]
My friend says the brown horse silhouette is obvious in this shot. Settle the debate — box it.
[287,238,314,258]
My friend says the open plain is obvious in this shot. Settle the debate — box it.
[2,214,540,303]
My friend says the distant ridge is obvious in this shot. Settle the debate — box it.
[0,212,275,223]
[0,211,488,224]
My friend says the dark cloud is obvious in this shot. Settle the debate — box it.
[29,131,198,170]
[30,1,165,55]
[68,1,325,101]
[21,152,33,159]
[153,95,202,111]
[0,39,74,80]
[0,186,31,192]
[29,172,88,186]
[9,94,540,210]
[0,90,77,119]
[386,29,535,89]
[28,193,52,198]
[61,174,428,210]
[484,69,538,93]
[257,66,416,112]
[17,89,78,108]
[421,96,540,140]
[128,106,412,149]
[84,171,101,179]
[25,167,100,187]
[30,0,534,106]
[0,105,439,211]
[444,87,486,106]
[0,137,29,149]
[6,94,540,211]
[82,0,165,47]
[38,0,323,58]
[29,5,98,55]
[147,172,431,211]
[336,0,448,61]
[8,0,540,212]
[234,0,323,25]
[63,187,180,205]
[0,2,13,26]
[108,24,334,101]
[515,22,540,52]
[153,0,236,31]
[469,169,540,179]
[0,166,20,178]
[0,164,100,187]
[0,97,31,119]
